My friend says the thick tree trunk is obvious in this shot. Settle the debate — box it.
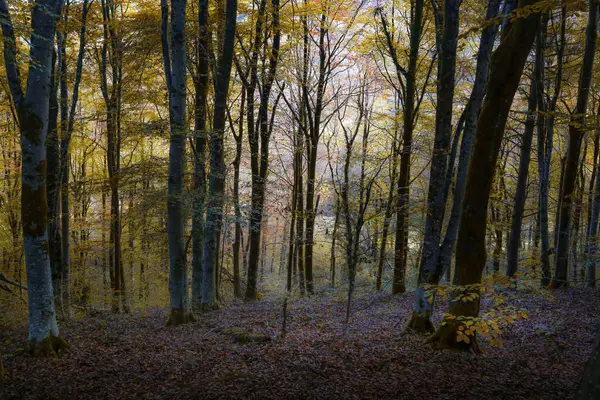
[162,0,192,324]
[550,0,598,289]
[429,0,539,351]
[437,0,502,284]
[0,0,68,354]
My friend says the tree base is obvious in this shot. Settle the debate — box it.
[28,334,69,357]
[166,308,196,326]
[426,319,481,353]
[405,312,435,334]
[200,302,220,313]
[547,280,568,289]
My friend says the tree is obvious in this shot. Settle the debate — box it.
[409,0,462,331]
[550,0,598,289]
[161,0,192,325]
[0,0,69,354]
[428,0,540,351]
[202,0,238,310]
[191,0,210,311]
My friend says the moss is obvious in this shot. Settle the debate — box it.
[426,319,481,353]
[166,308,195,326]
[29,334,69,357]
[406,312,435,334]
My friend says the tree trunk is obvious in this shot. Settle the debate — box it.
[191,0,210,310]
[428,0,539,351]
[0,0,69,354]
[506,78,537,277]
[437,0,502,284]
[392,0,423,295]
[550,0,598,289]
[408,0,461,331]
[202,0,237,309]
[162,0,192,324]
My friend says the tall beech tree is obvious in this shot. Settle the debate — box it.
[550,0,598,289]
[428,0,540,351]
[408,0,461,331]
[438,0,501,286]
[202,0,238,309]
[0,0,69,354]
[161,0,191,325]
[191,0,210,311]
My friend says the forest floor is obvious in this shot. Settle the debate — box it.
[1,287,599,400]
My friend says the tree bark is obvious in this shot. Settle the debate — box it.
[162,0,192,324]
[506,78,537,277]
[409,0,461,331]
[191,0,210,310]
[0,0,69,354]
[428,0,539,351]
[550,0,598,289]
[202,0,237,309]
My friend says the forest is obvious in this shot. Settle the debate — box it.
[1,0,600,398]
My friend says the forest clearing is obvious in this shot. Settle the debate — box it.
[2,289,599,399]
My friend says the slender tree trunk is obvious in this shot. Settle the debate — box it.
[202,0,237,309]
[408,0,461,331]
[551,0,598,288]
[191,0,210,310]
[506,78,537,277]
[392,0,423,295]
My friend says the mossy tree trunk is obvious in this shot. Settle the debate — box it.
[0,0,69,354]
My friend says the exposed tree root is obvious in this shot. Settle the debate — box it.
[405,312,435,334]
[426,319,481,353]
[28,334,69,357]
[166,308,196,326]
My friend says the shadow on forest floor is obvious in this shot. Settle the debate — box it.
[1,288,599,399]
